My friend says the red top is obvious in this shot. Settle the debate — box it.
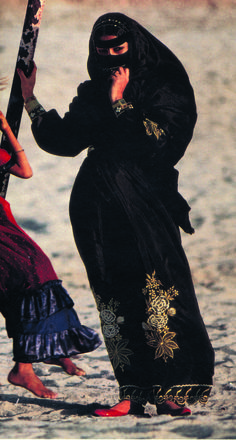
[0,148,11,166]
[0,147,58,294]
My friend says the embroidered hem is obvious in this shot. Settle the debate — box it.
[120,384,212,406]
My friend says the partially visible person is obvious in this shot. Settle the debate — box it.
[0,103,101,399]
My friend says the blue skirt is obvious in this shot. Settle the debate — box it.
[6,279,101,362]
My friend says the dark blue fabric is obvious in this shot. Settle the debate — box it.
[19,279,74,322]
[5,279,101,362]
[16,307,81,334]
[12,307,101,362]
[7,280,75,336]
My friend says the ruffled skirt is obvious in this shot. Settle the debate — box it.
[0,198,101,362]
[9,279,101,362]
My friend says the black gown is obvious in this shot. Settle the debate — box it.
[29,13,214,406]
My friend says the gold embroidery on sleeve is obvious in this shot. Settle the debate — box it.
[143,118,165,140]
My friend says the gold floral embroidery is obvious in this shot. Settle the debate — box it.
[143,117,165,140]
[93,293,133,372]
[142,271,179,362]
[106,338,133,371]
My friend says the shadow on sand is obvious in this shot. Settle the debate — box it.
[0,393,105,416]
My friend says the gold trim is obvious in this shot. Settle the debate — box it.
[120,384,212,406]
[112,99,134,118]
[153,384,212,406]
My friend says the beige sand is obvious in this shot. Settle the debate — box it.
[0,0,235,438]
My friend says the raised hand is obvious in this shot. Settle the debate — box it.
[109,67,129,103]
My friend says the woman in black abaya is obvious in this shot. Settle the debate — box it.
[18,12,214,417]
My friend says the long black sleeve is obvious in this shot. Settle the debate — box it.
[31,81,106,157]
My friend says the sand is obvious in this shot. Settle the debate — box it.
[0,0,236,438]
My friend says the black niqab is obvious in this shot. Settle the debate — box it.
[87,12,197,142]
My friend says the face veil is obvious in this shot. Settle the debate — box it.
[88,12,189,80]
[87,12,197,133]
[87,14,131,80]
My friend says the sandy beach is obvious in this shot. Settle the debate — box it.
[0,0,236,438]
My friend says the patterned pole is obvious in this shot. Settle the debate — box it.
[0,0,45,198]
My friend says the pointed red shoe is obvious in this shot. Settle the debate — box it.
[156,403,191,417]
[94,400,145,417]
[94,408,128,417]
[179,407,191,416]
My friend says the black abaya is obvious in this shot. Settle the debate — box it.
[29,12,214,406]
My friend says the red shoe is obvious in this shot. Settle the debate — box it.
[94,408,128,417]
[94,400,145,417]
[179,407,191,416]
[156,403,191,417]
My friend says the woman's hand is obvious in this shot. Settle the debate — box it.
[109,67,129,103]
[0,111,9,133]
[17,61,37,101]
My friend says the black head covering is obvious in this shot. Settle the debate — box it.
[88,12,191,83]
[87,14,131,80]
[87,12,197,158]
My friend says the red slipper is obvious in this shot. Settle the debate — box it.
[93,400,145,417]
[157,404,191,417]
[94,408,128,417]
